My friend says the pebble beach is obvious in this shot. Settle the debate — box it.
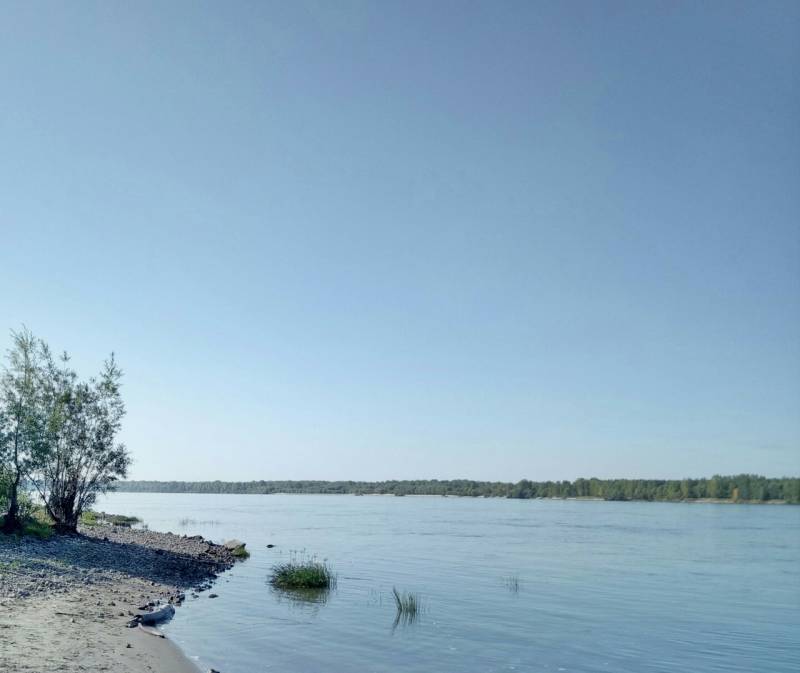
[0,525,236,673]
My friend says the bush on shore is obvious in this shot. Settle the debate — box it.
[80,511,141,527]
[0,506,53,540]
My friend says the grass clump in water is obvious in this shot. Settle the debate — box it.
[391,587,423,628]
[270,554,335,590]
[104,513,140,526]
[232,546,250,559]
[392,587,420,616]
[177,517,221,527]
[80,511,141,527]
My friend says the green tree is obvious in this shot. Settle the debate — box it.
[0,435,10,514]
[707,475,720,499]
[32,351,130,533]
[0,329,47,533]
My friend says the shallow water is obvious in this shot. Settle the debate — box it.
[97,493,800,673]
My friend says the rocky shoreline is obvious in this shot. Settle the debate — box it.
[0,524,238,673]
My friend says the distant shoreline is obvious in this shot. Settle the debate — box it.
[114,476,800,504]
[118,492,795,505]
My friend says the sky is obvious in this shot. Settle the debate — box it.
[1,1,798,482]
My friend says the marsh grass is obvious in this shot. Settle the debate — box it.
[269,553,335,590]
[504,574,522,593]
[106,513,141,526]
[177,517,221,527]
[391,587,423,628]
[232,546,250,559]
[80,511,141,527]
[392,587,420,614]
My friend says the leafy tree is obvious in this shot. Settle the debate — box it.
[0,329,47,533]
[0,446,10,515]
[31,350,130,533]
[0,329,130,534]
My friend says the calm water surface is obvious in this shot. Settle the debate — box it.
[97,493,800,673]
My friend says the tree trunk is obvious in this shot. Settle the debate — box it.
[53,519,78,534]
[48,494,79,534]
[2,472,22,533]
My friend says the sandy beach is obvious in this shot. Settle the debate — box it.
[0,526,236,673]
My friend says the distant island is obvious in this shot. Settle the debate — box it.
[117,475,799,503]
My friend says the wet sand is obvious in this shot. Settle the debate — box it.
[0,525,236,673]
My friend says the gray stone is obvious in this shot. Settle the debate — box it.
[223,539,245,552]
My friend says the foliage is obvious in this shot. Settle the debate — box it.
[507,475,800,503]
[79,510,141,527]
[0,328,129,533]
[0,505,54,540]
[34,349,130,532]
[15,491,37,522]
[231,545,250,559]
[79,509,99,526]
[0,463,10,514]
[22,507,54,539]
[270,554,335,589]
[104,513,140,526]
[115,475,800,503]
[0,328,48,533]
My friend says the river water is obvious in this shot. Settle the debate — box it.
[97,493,800,673]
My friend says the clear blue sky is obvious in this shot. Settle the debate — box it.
[1,1,798,481]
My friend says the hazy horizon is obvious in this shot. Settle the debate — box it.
[115,473,799,483]
[2,1,798,482]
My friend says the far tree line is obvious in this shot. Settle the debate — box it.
[0,328,129,534]
[117,475,800,503]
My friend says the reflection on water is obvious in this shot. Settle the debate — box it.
[391,604,421,631]
[270,585,333,611]
[391,610,418,630]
